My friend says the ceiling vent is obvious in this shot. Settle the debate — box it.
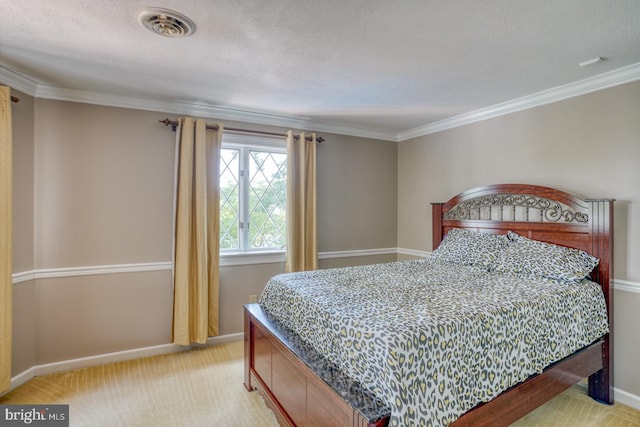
[137,8,196,38]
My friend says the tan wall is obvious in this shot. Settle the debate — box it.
[397,80,640,397]
[11,282,35,374]
[11,89,35,375]
[10,98,398,368]
[219,263,285,335]
[317,133,397,250]
[613,290,640,397]
[12,90,34,273]
[34,271,173,364]
[33,100,176,267]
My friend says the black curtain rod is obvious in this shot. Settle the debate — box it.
[159,119,324,143]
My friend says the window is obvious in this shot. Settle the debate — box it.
[219,134,287,253]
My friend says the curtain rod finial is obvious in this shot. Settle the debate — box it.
[160,118,178,131]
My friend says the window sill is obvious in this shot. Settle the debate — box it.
[220,251,285,267]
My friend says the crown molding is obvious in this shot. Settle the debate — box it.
[35,84,314,127]
[0,65,38,94]
[397,61,640,141]
[0,64,397,142]
[34,85,398,142]
[3,63,639,143]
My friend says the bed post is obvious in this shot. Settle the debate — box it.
[244,305,254,392]
[586,198,615,405]
[432,202,444,250]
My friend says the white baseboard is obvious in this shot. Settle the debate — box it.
[5,333,243,395]
[576,382,640,411]
[6,334,639,412]
[397,248,430,258]
[613,387,640,411]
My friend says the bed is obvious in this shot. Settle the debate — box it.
[243,183,614,426]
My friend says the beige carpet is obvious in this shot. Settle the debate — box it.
[1,341,638,426]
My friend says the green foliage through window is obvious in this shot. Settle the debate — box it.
[219,141,286,252]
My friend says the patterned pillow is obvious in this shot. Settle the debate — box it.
[431,228,511,269]
[492,231,600,281]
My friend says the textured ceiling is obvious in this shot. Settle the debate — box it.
[1,0,639,140]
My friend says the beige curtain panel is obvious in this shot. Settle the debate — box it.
[285,131,318,273]
[0,86,13,393]
[172,118,222,345]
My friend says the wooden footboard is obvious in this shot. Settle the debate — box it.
[244,303,390,427]
[451,339,607,426]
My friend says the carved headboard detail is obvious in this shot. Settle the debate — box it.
[443,193,590,223]
[431,184,608,255]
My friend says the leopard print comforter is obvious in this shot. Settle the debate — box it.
[259,259,609,427]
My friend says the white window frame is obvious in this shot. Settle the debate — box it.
[220,133,287,264]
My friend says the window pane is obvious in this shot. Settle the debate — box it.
[248,150,287,249]
[220,148,240,250]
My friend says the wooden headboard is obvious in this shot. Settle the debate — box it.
[432,184,613,292]
[432,183,615,404]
